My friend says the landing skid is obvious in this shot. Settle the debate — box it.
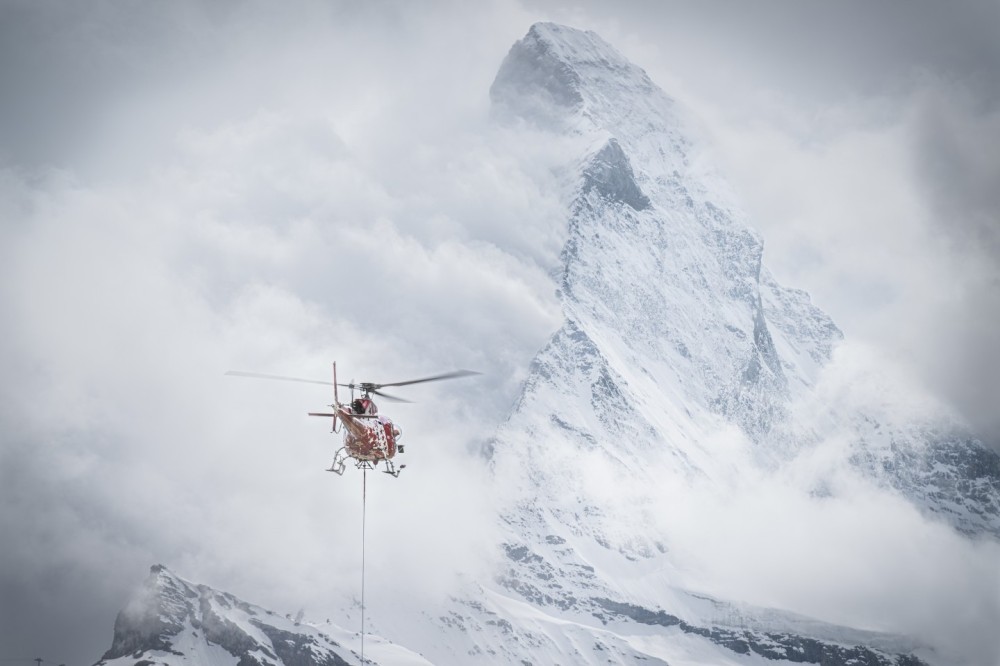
[356,458,406,477]
[326,449,406,478]
[380,460,406,477]
[326,447,348,475]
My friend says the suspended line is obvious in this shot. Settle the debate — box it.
[361,468,368,666]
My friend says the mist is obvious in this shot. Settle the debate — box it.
[1,1,997,664]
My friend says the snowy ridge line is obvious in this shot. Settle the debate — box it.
[94,565,381,666]
[470,20,998,666]
[492,18,1000,534]
[490,530,930,666]
[591,598,926,666]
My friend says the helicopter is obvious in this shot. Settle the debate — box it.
[226,363,478,477]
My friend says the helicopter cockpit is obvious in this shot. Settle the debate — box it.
[352,397,377,415]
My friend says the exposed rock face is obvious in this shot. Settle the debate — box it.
[490,24,585,129]
[102,565,192,659]
[579,139,650,211]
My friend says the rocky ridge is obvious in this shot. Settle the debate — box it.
[431,21,998,666]
[95,565,369,666]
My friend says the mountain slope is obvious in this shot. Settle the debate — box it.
[94,23,998,666]
[409,21,997,666]
[94,565,430,666]
[488,21,1000,535]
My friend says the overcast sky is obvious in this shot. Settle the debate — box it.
[1,1,998,664]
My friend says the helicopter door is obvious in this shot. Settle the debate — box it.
[381,418,396,458]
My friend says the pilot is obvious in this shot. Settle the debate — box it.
[352,398,376,415]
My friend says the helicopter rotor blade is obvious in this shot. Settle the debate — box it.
[226,370,334,386]
[374,369,481,390]
[371,389,412,403]
[229,368,480,403]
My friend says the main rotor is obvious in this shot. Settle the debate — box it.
[339,370,480,402]
[226,367,480,404]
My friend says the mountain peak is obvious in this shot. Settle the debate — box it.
[522,22,636,73]
[491,29,801,456]
[490,22,660,133]
[97,566,363,666]
[466,23,999,665]
[147,563,184,588]
[101,565,196,661]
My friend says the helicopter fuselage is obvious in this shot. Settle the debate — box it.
[337,406,399,462]
[228,360,474,478]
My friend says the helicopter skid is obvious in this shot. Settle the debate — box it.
[326,447,348,475]
[381,460,406,478]
[327,453,405,478]
[349,457,405,478]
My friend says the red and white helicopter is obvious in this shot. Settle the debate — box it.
[227,363,478,477]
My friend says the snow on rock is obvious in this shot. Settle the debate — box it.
[489,20,1000,536]
[94,564,403,666]
[412,20,999,666]
[97,21,999,666]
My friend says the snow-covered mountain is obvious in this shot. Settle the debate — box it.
[95,22,999,666]
[409,22,996,665]
[104,564,925,666]
[94,564,430,666]
[486,23,999,537]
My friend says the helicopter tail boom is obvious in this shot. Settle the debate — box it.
[335,407,372,439]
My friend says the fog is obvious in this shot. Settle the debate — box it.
[1,1,997,664]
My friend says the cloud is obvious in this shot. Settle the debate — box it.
[0,2,564,659]
[634,343,1000,665]
[525,0,1000,447]
[2,1,998,663]
[651,64,1000,451]
[657,462,1000,665]
[907,85,1000,448]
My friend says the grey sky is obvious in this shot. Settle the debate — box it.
[1,0,998,664]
